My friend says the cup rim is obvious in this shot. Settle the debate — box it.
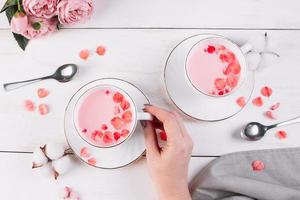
[184,35,248,98]
[73,84,138,149]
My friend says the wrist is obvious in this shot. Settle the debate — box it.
[156,180,191,200]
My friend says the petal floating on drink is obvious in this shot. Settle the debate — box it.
[113,92,124,103]
[111,117,123,130]
[207,45,216,54]
[103,131,113,144]
[214,78,226,90]
[120,100,130,111]
[122,110,133,123]
[113,132,121,141]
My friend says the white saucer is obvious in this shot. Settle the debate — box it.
[64,78,149,169]
[164,34,255,121]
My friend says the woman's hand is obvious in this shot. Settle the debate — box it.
[142,105,193,200]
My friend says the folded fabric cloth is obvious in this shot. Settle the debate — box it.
[190,148,300,200]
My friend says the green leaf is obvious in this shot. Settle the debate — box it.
[5,4,17,23]
[0,0,18,13]
[13,33,29,50]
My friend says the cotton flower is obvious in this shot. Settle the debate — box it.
[34,162,54,178]
[52,155,73,179]
[32,142,74,180]
[45,142,66,160]
[32,145,48,168]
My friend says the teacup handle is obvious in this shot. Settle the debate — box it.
[240,43,263,71]
[137,112,153,121]
[240,43,252,54]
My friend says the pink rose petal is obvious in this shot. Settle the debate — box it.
[214,78,226,90]
[80,147,90,158]
[252,160,265,171]
[264,111,276,120]
[113,106,121,115]
[226,75,239,88]
[252,97,263,107]
[276,130,287,140]
[270,102,280,111]
[24,100,36,112]
[37,88,49,98]
[207,45,216,54]
[159,131,167,141]
[261,86,273,97]
[62,186,80,200]
[121,129,130,137]
[79,49,90,60]
[236,97,246,108]
[87,157,97,166]
[103,131,113,144]
[96,46,106,56]
[38,104,49,115]
[91,130,103,141]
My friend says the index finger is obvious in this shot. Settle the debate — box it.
[144,105,183,144]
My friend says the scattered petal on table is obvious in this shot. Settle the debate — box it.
[37,88,49,98]
[276,130,287,140]
[236,96,246,108]
[38,104,49,115]
[79,49,90,60]
[87,157,97,166]
[252,160,265,171]
[96,45,106,56]
[24,100,36,112]
[252,97,263,107]
[80,147,90,158]
[270,102,280,111]
[261,86,273,97]
[264,111,276,120]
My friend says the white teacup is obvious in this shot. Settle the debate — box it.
[74,84,153,148]
[185,36,252,97]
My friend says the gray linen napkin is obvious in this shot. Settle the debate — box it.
[190,148,300,200]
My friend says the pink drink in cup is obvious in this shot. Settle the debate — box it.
[186,38,243,96]
[76,86,137,147]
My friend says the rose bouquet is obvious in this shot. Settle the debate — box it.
[0,0,94,50]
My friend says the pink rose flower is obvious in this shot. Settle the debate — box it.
[57,0,94,25]
[22,16,58,39]
[10,12,28,35]
[23,0,57,19]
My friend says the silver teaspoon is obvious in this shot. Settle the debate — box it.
[241,116,300,141]
[3,64,78,91]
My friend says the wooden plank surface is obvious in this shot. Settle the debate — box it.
[1,1,300,199]
[0,0,300,29]
[1,29,300,155]
[0,153,214,200]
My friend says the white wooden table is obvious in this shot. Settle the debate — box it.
[1,0,300,199]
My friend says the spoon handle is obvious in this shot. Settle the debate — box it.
[273,116,300,128]
[3,76,52,91]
